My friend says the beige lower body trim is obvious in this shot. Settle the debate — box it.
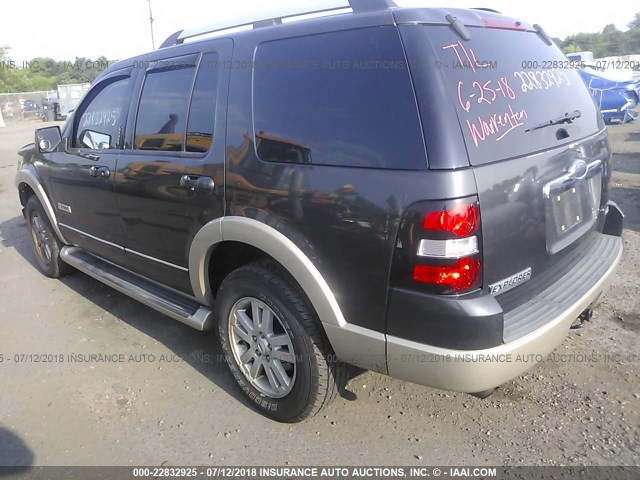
[15,168,68,244]
[386,245,622,393]
[323,322,388,374]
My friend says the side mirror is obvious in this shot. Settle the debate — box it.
[36,126,62,153]
[78,130,112,150]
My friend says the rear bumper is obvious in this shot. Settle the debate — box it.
[386,233,623,393]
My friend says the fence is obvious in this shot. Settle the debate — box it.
[0,90,57,123]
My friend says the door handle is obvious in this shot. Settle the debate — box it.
[80,153,100,161]
[180,175,215,193]
[89,166,111,179]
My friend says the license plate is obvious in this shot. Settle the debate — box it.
[545,169,602,254]
[551,187,583,236]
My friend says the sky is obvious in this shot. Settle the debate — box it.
[1,0,639,62]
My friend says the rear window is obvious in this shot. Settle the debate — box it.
[253,26,426,170]
[401,25,601,165]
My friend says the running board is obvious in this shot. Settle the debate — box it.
[60,246,214,331]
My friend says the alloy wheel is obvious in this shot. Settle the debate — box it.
[228,297,297,398]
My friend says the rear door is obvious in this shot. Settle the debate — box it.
[400,22,608,311]
[49,69,133,263]
[115,41,231,292]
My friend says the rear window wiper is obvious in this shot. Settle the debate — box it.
[525,110,582,132]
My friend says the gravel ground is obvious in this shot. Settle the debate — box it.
[0,119,638,467]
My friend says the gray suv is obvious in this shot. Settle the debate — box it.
[17,0,623,422]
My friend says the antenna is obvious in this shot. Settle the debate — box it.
[147,0,156,50]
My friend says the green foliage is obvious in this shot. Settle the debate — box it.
[560,15,640,57]
[563,43,582,54]
[0,47,115,93]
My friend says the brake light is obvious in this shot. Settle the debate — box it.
[413,258,481,291]
[422,203,478,237]
[481,18,526,31]
[391,198,482,294]
[415,199,481,293]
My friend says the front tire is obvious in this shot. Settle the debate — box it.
[25,196,73,278]
[216,262,345,422]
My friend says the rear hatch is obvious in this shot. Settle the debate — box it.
[398,10,610,312]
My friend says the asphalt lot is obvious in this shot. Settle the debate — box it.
[0,119,638,468]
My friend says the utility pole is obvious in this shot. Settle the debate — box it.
[147,0,156,50]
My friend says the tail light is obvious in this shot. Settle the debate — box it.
[413,258,481,291]
[422,203,478,237]
[391,197,483,295]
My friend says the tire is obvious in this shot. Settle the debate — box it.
[216,261,346,422]
[470,388,496,399]
[25,196,73,278]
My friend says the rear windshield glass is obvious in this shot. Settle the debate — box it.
[401,25,601,165]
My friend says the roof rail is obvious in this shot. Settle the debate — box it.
[471,7,502,13]
[159,0,397,49]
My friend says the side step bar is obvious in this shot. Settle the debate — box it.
[60,246,214,331]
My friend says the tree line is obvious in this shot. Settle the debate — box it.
[1,47,115,93]
[553,13,640,57]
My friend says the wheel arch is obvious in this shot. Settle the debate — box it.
[15,166,68,244]
[189,216,346,328]
[188,216,388,374]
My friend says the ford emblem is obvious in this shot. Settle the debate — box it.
[569,159,588,180]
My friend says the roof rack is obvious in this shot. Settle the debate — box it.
[159,0,397,48]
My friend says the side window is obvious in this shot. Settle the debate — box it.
[253,27,426,169]
[74,76,132,149]
[186,53,219,153]
[134,56,197,151]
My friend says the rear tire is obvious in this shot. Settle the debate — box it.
[470,388,496,399]
[25,196,73,278]
[216,261,346,422]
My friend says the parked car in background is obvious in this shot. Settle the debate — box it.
[21,99,43,119]
[579,66,640,124]
[567,51,594,63]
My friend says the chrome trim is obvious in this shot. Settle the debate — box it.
[59,224,189,272]
[417,237,479,258]
[543,159,602,198]
[56,203,72,213]
[124,248,189,272]
[15,167,68,244]
[59,223,124,251]
[488,267,532,295]
[387,242,622,392]
[568,159,588,181]
[188,216,388,373]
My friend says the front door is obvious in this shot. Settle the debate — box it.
[115,42,231,293]
[48,69,133,263]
